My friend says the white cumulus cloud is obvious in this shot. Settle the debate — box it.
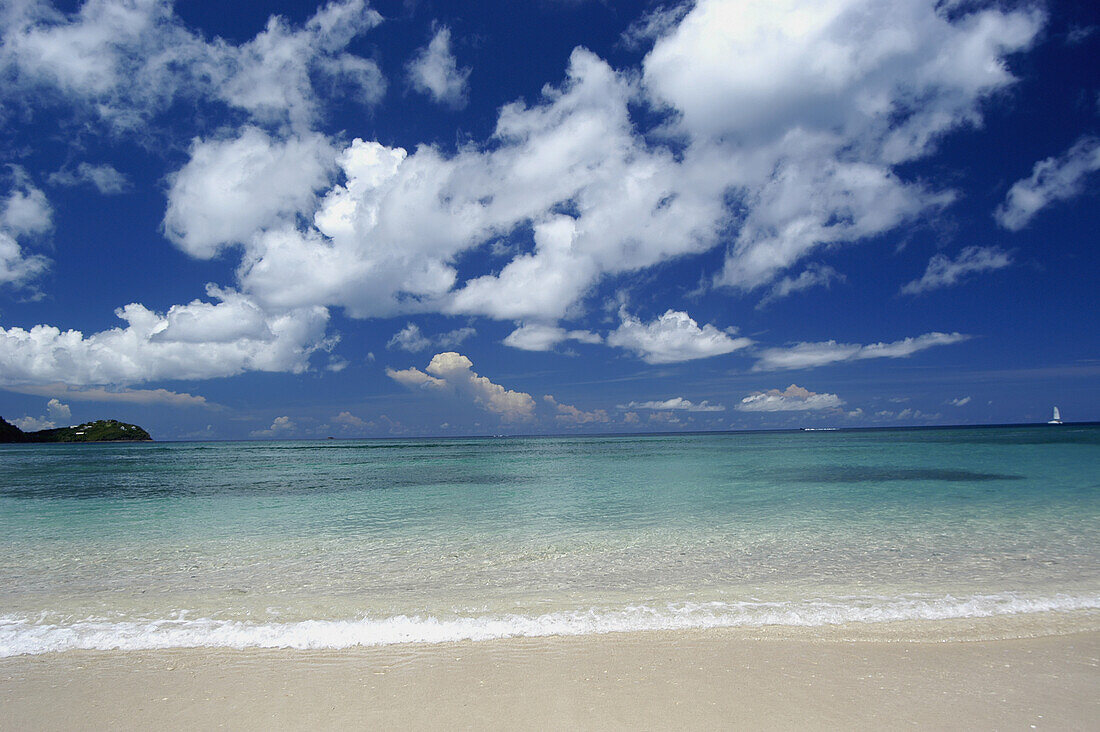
[0,0,385,133]
[736,384,843,412]
[46,398,70,421]
[407,26,470,109]
[12,415,55,431]
[0,288,329,386]
[387,352,536,422]
[1,171,53,236]
[607,308,750,364]
[111,0,1042,349]
[642,0,1040,291]
[219,0,1040,330]
[543,395,609,425]
[227,50,728,322]
[0,0,1053,388]
[251,415,296,437]
[9,396,72,432]
[164,127,338,259]
[386,323,431,352]
[332,410,370,431]
[0,169,52,288]
[0,231,49,288]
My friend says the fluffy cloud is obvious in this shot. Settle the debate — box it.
[949,396,971,407]
[754,332,968,371]
[901,246,1012,294]
[618,397,724,412]
[210,1,1039,331]
[736,384,843,412]
[9,398,70,432]
[251,415,296,437]
[46,398,70,421]
[715,153,951,290]
[641,0,1040,290]
[995,136,1100,231]
[164,128,338,258]
[0,288,329,386]
[6,383,211,407]
[407,26,470,109]
[502,323,601,352]
[48,163,129,194]
[607,308,750,364]
[0,170,52,288]
[218,6,385,129]
[332,410,369,430]
[543,395,609,425]
[386,366,446,390]
[644,0,1040,146]
[0,0,385,132]
[12,415,55,431]
[223,49,726,322]
[0,0,1051,389]
[387,352,536,422]
[30,0,1028,352]
[1,172,53,235]
[9,397,69,431]
[386,323,476,352]
[0,3,392,388]
[0,231,48,288]
[387,323,431,352]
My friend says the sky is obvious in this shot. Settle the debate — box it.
[0,0,1097,440]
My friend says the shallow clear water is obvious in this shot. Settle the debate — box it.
[2,426,1098,654]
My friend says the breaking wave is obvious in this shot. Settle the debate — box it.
[2,593,1098,657]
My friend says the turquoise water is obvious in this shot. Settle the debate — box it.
[1,426,1098,654]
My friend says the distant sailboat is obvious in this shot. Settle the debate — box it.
[1048,406,1063,425]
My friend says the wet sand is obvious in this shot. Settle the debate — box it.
[2,629,1097,730]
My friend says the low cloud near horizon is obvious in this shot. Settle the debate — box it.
[388,352,537,422]
[736,384,844,412]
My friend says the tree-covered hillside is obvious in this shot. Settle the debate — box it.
[0,418,152,443]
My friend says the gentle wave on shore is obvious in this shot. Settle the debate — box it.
[3,592,1098,656]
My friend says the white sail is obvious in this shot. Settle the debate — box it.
[1053,406,1061,421]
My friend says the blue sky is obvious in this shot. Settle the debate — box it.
[0,0,1097,439]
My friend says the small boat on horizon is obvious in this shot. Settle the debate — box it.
[1048,406,1063,425]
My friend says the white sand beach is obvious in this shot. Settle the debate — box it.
[2,628,1097,730]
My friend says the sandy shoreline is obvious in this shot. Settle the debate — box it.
[2,628,1097,730]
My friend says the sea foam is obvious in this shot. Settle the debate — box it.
[2,593,1097,657]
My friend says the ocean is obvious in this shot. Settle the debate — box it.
[1,425,1098,656]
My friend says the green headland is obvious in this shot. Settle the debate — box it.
[0,418,152,443]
